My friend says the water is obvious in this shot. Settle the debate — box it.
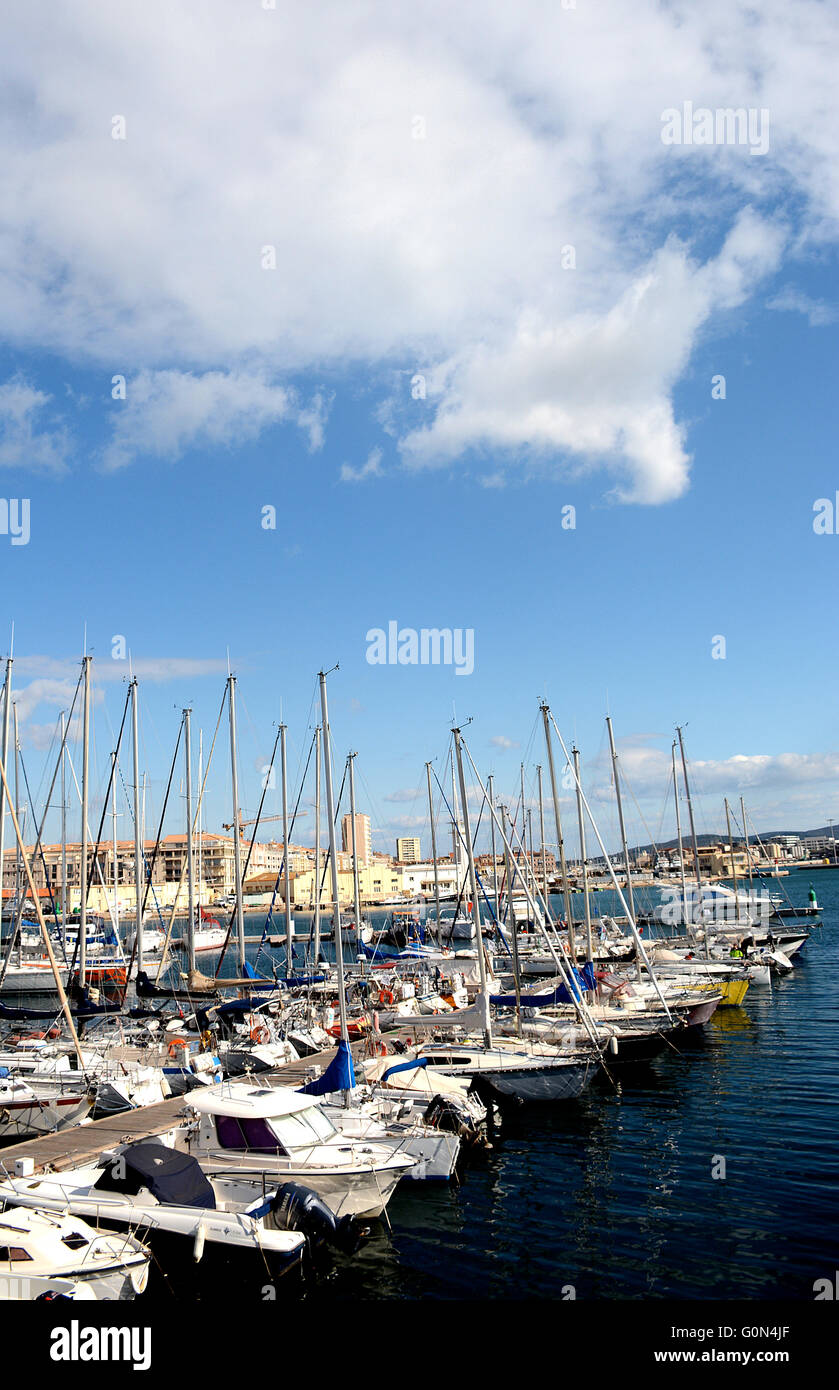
[258,872,838,1301]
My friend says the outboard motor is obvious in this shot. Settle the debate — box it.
[268,1182,364,1255]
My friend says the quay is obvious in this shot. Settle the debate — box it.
[0,1041,364,1176]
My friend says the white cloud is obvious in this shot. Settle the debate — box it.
[766,286,838,326]
[340,448,384,483]
[0,377,71,472]
[101,369,317,471]
[490,735,520,750]
[384,787,420,803]
[14,655,229,683]
[0,2,836,496]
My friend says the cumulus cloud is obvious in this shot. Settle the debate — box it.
[384,787,420,803]
[101,369,318,471]
[0,377,71,472]
[0,2,836,496]
[490,735,520,750]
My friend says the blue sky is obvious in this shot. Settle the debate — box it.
[1,2,838,858]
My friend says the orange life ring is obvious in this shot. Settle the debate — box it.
[378,988,394,1006]
[168,1037,188,1057]
[250,1024,270,1044]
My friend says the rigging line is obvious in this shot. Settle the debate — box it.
[215,722,282,976]
[123,713,184,990]
[150,685,228,985]
[255,727,318,972]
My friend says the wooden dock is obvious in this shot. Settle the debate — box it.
[0,1042,367,1176]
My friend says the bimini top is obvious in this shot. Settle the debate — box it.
[186,1084,321,1121]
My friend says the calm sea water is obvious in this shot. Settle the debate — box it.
[245,870,838,1302]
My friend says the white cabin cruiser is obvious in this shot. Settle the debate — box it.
[0,1206,150,1300]
[176,1084,415,1218]
[0,1073,93,1139]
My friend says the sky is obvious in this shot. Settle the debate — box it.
[1,1,838,862]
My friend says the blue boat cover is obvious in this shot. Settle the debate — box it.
[298,1038,356,1095]
[381,1057,429,1082]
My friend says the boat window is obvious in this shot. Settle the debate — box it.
[61,1233,89,1250]
[0,1247,33,1261]
[215,1115,286,1153]
[267,1107,336,1148]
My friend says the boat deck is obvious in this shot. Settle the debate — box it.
[0,1041,366,1175]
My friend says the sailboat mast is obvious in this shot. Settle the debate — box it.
[227,675,246,972]
[672,740,688,916]
[280,723,293,967]
[725,797,742,925]
[741,796,752,886]
[319,671,348,1043]
[131,678,144,974]
[184,708,196,972]
[426,761,442,933]
[111,751,120,944]
[676,725,709,959]
[313,725,322,960]
[606,716,636,923]
[79,655,91,983]
[487,772,500,922]
[573,746,593,968]
[60,711,67,953]
[501,803,522,1037]
[453,724,491,1047]
[537,766,549,920]
[540,703,575,959]
[198,730,203,911]
[348,752,363,938]
[0,655,11,948]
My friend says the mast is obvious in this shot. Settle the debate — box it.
[453,724,491,1047]
[60,711,67,953]
[0,654,11,947]
[741,796,752,887]
[13,701,21,921]
[348,752,363,938]
[487,772,500,922]
[676,725,710,958]
[198,730,204,912]
[313,725,322,960]
[500,803,522,1037]
[79,655,91,983]
[450,749,463,897]
[537,765,549,919]
[572,746,593,968]
[672,741,688,921]
[184,707,196,972]
[227,675,246,972]
[540,703,575,959]
[426,761,442,935]
[725,797,742,926]
[111,751,120,945]
[280,723,293,968]
[606,715,636,923]
[131,678,144,974]
[319,671,348,1047]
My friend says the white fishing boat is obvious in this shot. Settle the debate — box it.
[0,1206,150,1300]
[175,1084,416,1218]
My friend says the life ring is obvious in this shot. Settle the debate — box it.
[250,1024,270,1044]
[167,1037,188,1057]
[378,988,394,1006]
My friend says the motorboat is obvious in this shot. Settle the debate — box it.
[0,1206,150,1300]
[0,1073,93,1139]
[175,1083,416,1218]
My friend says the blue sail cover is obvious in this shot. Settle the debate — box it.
[298,1038,356,1095]
[491,962,598,1007]
[381,1057,429,1082]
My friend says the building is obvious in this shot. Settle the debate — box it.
[395,836,421,863]
[341,812,371,865]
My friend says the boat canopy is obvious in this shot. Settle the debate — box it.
[187,1084,320,1120]
[96,1143,216,1209]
